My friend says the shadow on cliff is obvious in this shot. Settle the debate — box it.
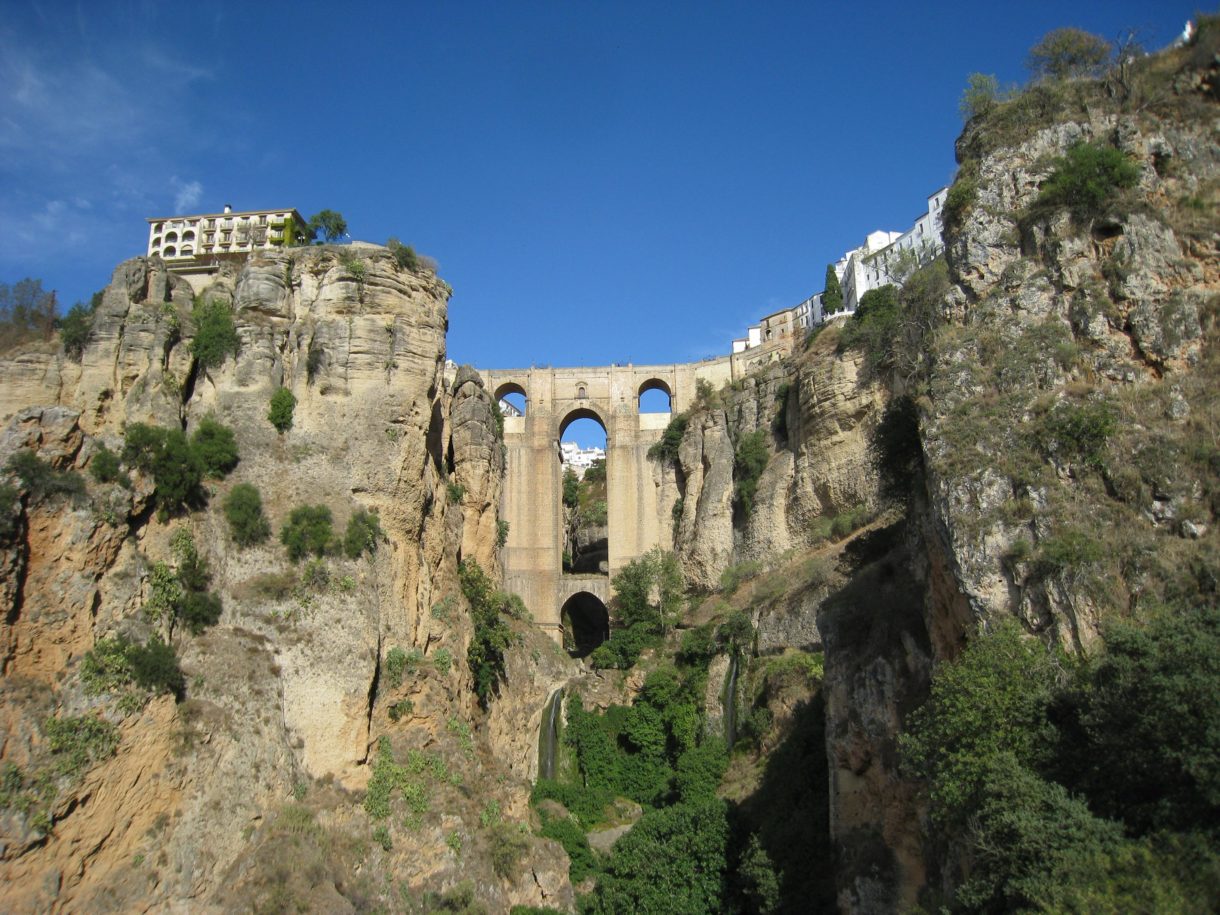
[731,692,835,913]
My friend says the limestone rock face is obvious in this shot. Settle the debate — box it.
[928,97,1219,649]
[672,343,886,590]
[449,366,506,570]
[0,248,567,913]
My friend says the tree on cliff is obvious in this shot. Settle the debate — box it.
[1027,28,1112,81]
[822,264,843,315]
[0,278,58,350]
[307,210,348,243]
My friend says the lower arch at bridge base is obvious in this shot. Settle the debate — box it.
[560,591,611,658]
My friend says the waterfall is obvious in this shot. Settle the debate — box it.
[538,687,564,781]
[723,653,739,747]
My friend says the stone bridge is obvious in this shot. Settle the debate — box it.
[478,343,788,647]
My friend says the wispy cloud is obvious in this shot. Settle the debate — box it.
[0,7,212,275]
[173,178,203,212]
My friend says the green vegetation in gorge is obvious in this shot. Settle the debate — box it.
[281,504,334,562]
[343,508,383,559]
[589,548,682,669]
[458,559,518,707]
[223,483,271,546]
[1030,140,1140,224]
[267,386,296,433]
[122,417,240,519]
[144,528,223,636]
[81,634,184,699]
[4,450,85,504]
[732,430,769,520]
[902,614,1220,911]
[190,297,239,370]
[646,413,688,463]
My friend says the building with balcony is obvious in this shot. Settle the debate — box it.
[145,205,306,262]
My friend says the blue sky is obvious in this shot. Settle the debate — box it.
[1,1,1193,379]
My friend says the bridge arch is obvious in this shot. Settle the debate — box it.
[559,590,611,658]
[495,381,528,415]
[557,406,607,440]
[638,378,673,413]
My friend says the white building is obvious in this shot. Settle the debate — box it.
[146,205,306,261]
[836,187,948,315]
[560,442,605,478]
[728,186,949,353]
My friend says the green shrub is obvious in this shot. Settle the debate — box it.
[178,589,222,633]
[830,505,870,540]
[1063,605,1220,835]
[59,301,94,359]
[433,648,452,675]
[388,699,413,722]
[715,611,754,652]
[1032,398,1117,469]
[589,623,658,670]
[611,547,684,635]
[488,822,530,880]
[1034,528,1105,577]
[678,625,718,666]
[942,171,978,235]
[281,504,333,562]
[531,778,613,830]
[1027,27,1111,82]
[140,528,224,636]
[538,812,597,883]
[589,799,729,914]
[89,445,127,486]
[267,387,296,433]
[496,519,510,548]
[733,430,769,519]
[343,508,382,559]
[385,646,408,689]
[959,72,1001,121]
[901,621,1061,821]
[223,483,271,546]
[719,560,762,594]
[0,484,18,539]
[446,480,465,503]
[190,298,239,369]
[190,416,239,477]
[647,414,688,462]
[459,560,517,707]
[122,423,207,519]
[387,237,420,272]
[43,714,119,778]
[584,458,606,484]
[372,824,392,851]
[5,450,85,503]
[837,284,901,372]
[562,468,579,508]
[81,635,184,697]
[674,737,728,803]
[1033,141,1140,223]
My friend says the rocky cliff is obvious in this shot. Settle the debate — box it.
[0,248,573,913]
[651,27,1220,913]
[2,25,1217,915]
